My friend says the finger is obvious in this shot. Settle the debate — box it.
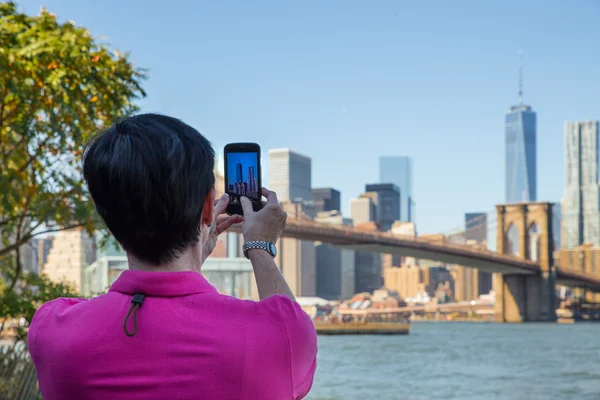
[216,215,243,235]
[240,196,254,215]
[216,214,242,226]
[261,187,279,205]
[214,194,230,216]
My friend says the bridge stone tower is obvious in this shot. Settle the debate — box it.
[495,202,557,322]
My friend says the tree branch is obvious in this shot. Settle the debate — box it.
[25,223,85,239]
[0,221,87,258]
[0,200,95,258]
[0,213,33,228]
[17,131,53,174]
[6,211,25,288]
[8,241,22,290]
[0,83,7,158]
[0,229,36,258]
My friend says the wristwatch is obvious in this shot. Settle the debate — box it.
[243,241,277,259]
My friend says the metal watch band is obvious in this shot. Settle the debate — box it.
[243,241,274,259]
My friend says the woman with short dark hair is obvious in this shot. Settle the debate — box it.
[29,113,318,400]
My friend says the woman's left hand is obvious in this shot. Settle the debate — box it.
[202,194,243,262]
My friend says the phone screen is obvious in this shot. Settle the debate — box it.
[226,151,260,202]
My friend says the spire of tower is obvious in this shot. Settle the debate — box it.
[517,50,524,106]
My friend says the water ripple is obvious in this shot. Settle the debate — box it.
[309,322,600,400]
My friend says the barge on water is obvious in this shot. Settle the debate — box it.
[313,308,411,335]
[314,321,410,335]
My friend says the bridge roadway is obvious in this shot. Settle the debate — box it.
[231,218,600,290]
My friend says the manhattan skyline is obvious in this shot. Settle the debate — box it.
[23,0,600,233]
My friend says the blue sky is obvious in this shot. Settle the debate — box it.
[18,0,600,234]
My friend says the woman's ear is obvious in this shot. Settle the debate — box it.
[201,187,216,227]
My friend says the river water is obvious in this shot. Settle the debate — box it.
[308,322,600,400]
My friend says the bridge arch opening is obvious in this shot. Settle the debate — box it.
[507,224,519,256]
[528,223,540,261]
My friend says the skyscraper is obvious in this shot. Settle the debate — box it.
[235,163,243,183]
[268,149,312,202]
[312,188,341,213]
[365,183,401,232]
[247,166,258,198]
[379,156,414,222]
[274,201,317,297]
[351,196,382,294]
[315,211,355,300]
[268,149,315,297]
[505,55,536,203]
[465,212,491,295]
[563,121,600,248]
[350,196,376,225]
[453,266,479,302]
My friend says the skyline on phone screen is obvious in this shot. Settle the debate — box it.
[226,152,260,200]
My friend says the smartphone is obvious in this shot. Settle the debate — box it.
[224,142,263,215]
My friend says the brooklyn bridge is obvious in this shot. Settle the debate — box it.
[236,201,600,323]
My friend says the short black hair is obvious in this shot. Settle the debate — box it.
[83,113,215,266]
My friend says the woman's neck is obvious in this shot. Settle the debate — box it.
[127,246,203,273]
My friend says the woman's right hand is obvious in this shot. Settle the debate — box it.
[240,187,287,243]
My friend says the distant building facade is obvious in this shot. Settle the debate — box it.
[505,103,537,203]
[83,255,257,299]
[268,149,312,202]
[379,156,414,222]
[452,266,479,302]
[44,228,96,292]
[350,195,382,294]
[350,210,383,296]
[315,211,355,300]
[202,258,257,300]
[267,150,315,297]
[465,212,491,295]
[384,265,424,300]
[312,188,341,213]
[31,236,55,275]
[275,201,317,297]
[365,183,400,232]
[563,121,600,248]
[350,196,376,225]
[556,244,600,302]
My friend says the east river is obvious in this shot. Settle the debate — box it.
[308,322,600,400]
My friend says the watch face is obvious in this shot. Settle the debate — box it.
[268,242,277,257]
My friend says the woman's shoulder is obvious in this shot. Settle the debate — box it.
[33,297,89,323]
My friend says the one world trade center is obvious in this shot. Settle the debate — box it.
[506,54,536,203]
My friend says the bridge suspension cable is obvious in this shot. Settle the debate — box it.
[432,210,497,241]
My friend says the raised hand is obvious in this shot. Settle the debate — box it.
[202,194,243,261]
[240,187,287,243]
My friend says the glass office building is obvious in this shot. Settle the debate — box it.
[365,183,401,232]
[268,148,312,202]
[563,121,600,248]
[312,187,341,213]
[505,104,536,203]
[379,156,414,222]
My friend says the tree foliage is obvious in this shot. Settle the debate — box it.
[0,2,146,286]
[0,272,79,341]
[0,2,146,338]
